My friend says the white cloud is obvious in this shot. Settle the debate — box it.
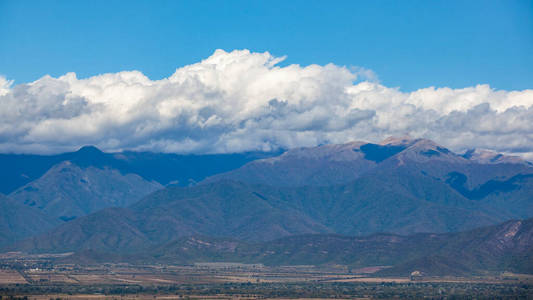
[1,49,533,157]
[0,76,13,97]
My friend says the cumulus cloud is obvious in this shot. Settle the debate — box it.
[1,49,533,157]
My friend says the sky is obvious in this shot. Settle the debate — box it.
[0,0,533,156]
[2,0,532,90]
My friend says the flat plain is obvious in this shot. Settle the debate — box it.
[1,256,533,299]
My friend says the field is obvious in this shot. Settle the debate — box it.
[1,254,532,299]
[1,263,397,285]
[5,263,532,286]
[0,270,26,284]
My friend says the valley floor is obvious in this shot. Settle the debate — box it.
[1,260,532,299]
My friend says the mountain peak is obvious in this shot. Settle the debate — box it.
[76,145,103,154]
[67,145,112,168]
[379,135,417,146]
[383,137,466,164]
[408,138,444,150]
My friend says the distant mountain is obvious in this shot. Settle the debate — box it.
[58,218,533,276]
[9,161,162,220]
[0,146,282,194]
[11,181,331,253]
[0,194,60,247]
[205,137,533,220]
[7,175,514,253]
[266,168,502,235]
[10,207,149,254]
[203,141,378,187]
[377,138,532,188]
[7,137,533,256]
[204,137,533,189]
[129,181,332,243]
[380,218,533,276]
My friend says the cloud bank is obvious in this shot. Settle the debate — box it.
[1,49,533,157]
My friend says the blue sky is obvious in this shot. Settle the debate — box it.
[1,0,533,156]
[1,0,532,91]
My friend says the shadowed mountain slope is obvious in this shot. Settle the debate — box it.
[9,175,511,254]
[11,181,331,253]
[129,181,331,243]
[264,168,501,235]
[148,217,533,275]
[9,161,163,220]
[0,194,60,247]
[0,146,281,194]
[10,207,149,253]
[58,218,533,276]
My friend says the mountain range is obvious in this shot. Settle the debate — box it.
[0,145,281,194]
[56,218,533,276]
[1,136,533,275]
[0,146,279,233]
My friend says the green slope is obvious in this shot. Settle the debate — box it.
[0,194,60,247]
[59,218,533,276]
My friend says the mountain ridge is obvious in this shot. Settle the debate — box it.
[4,137,533,267]
[203,137,533,188]
[9,160,163,220]
[0,146,282,194]
[54,218,533,276]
